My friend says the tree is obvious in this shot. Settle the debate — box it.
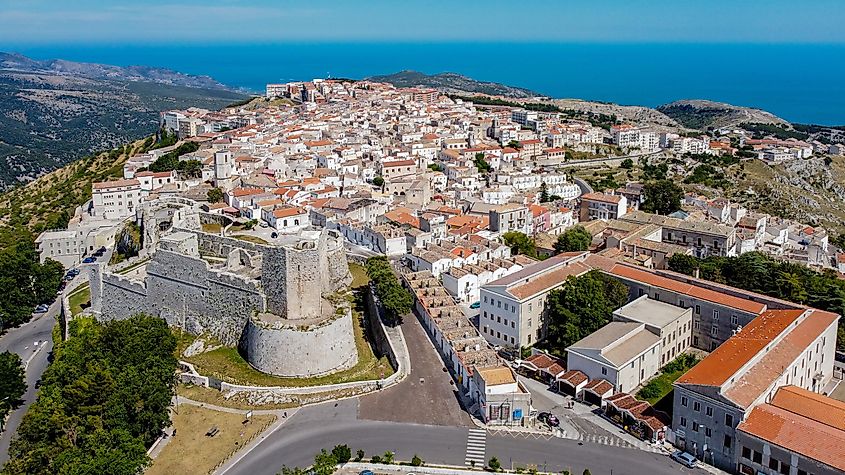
[0,240,64,330]
[583,470,592,475]
[474,153,492,173]
[502,231,537,258]
[554,226,592,253]
[331,444,351,463]
[382,451,394,464]
[507,140,521,149]
[311,449,338,475]
[546,271,630,352]
[366,256,412,325]
[621,158,634,169]
[0,351,26,422]
[667,254,700,276]
[207,187,224,203]
[488,456,502,472]
[355,449,365,461]
[539,182,550,202]
[373,176,385,187]
[641,179,683,215]
[411,454,424,466]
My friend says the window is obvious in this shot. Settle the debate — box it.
[694,336,699,346]
[484,296,488,303]
[680,417,686,427]
[798,470,807,475]
[679,300,686,308]
[692,421,699,432]
[731,315,738,326]
[713,310,719,320]
[511,322,515,328]
[497,316,501,323]
[711,326,718,337]
[694,320,700,330]
[724,435,732,449]
[693,401,701,412]
[705,427,711,437]
[706,407,713,417]
[778,461,789,475]
[741,446,751,460]
[769,458,779,470]
[631,361,635,368]
[601,367,607,376]
[483,311,488,319]
[498,301,501,308]
[725,414,734,427]
[695,305,701,315]
[654,293,660,302]
[638,288,644,297]
[681,396,688,407]
[752,450,762,464]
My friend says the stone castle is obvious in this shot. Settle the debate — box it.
[89,198,358,378]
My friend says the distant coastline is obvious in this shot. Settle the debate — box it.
[8,42,845,125]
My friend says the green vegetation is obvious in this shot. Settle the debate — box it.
[2,314,177,475]
[110,221,142,264]
[668,252,845,348]
[0,241,63,331]
[232,234,270,245]
[448,94,619,129]
[207,187,224,203]
[621,158,634,169]
[545,270,629,355]
[373,176,385,187]
[149,128,178,150]
[143,141,202,177]
[488,456,502,472]
[554,226,592,253]
[68,286,91,316]
[502,231,539,258]
[636,353,699,407]
[0,72,245,188]
[474,152,492,173]
[641,180,683,215]
[0,351,26,424]
[741,122,809,141]
[427,163,444,172]
[366,256,412,326]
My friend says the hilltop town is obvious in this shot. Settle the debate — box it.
[21,80,845,475]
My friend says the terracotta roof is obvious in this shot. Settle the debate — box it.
[583,379,614,396]
[608,264,766,314]
[581,192,622,204]
[677,309,805,388]
[93,179,140,190]
[723,309,839,408]
[477,366,516,386]
[383,159,416,168]
[771,385,845,431]
[558,370,588,387]
[272,206,307,219]
[739,401,845,472]
[508,262,591,300]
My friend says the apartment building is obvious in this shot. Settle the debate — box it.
[489,204,530,235]
[91,179,145,220]
[479,253,592,348]
[579,192,628,222]
[620,210,737,258]
[735,385,845,475]
[671,308,839,471]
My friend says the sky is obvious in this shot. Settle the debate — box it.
[1,0,844,45]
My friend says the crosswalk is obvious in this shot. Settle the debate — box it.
[465,428,487,467]
[577,432,662,453]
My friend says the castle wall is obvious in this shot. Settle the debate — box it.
[241,310,358,377]
[144,249,264,346]
[99,273,150,320]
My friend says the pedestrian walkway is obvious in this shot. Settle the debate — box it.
[464,428,486,467]
[576,432,662,453]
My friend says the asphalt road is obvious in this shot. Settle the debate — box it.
[221,398,706,475]
[0,299,59,464]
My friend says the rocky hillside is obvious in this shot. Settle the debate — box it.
[549,98,683,131]
[0,52,235,91]
[367,70,542,98]
[657,99,790,130]
[0,67,247,189]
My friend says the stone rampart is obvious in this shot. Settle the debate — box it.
[241,309,358,377]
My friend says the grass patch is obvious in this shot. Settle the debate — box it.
[231,234,269,245]
[349,262,369,288]
[177,384,298,410]
[201,223,222,234]
[145,404,275,475]
[636,353,699,406]
[68,286,91,316]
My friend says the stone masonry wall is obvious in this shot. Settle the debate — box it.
[241,309,358,377]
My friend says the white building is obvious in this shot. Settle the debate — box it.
[91,179,145,220]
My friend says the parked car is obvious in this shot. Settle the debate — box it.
[671,451,698,468]
[358,471,374,475]
[469,301,481,309]
[82,257,95,263]
[34,304,49,314]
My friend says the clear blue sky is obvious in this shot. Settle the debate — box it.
[1,0,843,44]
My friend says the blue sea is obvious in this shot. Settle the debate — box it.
[7,42,845,125]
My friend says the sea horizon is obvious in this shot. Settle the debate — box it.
[5,41,845,125]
